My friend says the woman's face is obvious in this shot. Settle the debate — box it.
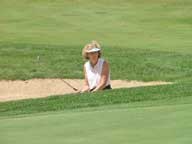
[87,52,99,64]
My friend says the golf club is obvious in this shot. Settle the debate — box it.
[62,79,78,91]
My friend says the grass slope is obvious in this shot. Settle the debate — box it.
[1,82,192,117]
[1,99,192,144]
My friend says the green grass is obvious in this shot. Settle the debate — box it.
[1,82,192,117]
[0,0,192,143]
[0,0,192,81]
[1,42,192,81]
[1,98,192,144]
[0,0,191,52]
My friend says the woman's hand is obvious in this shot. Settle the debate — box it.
[79,85,90,93]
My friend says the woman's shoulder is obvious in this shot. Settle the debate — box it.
[99,58,106,64]
[100,58,109,65]
[84,61,90,68]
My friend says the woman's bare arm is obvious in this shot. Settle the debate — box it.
[92,61,109,92]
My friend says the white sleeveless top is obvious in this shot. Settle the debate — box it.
[84,58,110,90]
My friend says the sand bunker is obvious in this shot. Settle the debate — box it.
[0,79,172,102]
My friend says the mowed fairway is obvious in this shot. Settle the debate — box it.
[0,0,192,143]
[1,97,192,144]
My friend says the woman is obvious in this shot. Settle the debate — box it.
[80,40,111,93]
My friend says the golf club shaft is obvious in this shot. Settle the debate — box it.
[62,79,78,91]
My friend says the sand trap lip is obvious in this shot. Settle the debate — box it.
[0,79,172,102]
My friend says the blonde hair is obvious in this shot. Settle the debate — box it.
[82,40,102,60]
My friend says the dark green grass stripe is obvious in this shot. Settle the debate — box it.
[0,42,192,81]
[0,82,192,117]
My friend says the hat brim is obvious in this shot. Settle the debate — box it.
[86,48,100,53]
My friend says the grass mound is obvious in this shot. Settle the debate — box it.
[1,94,192,144]
[1,82,192,117]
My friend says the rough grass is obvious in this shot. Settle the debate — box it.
[1,82,192,117]
[0,43,192,81]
